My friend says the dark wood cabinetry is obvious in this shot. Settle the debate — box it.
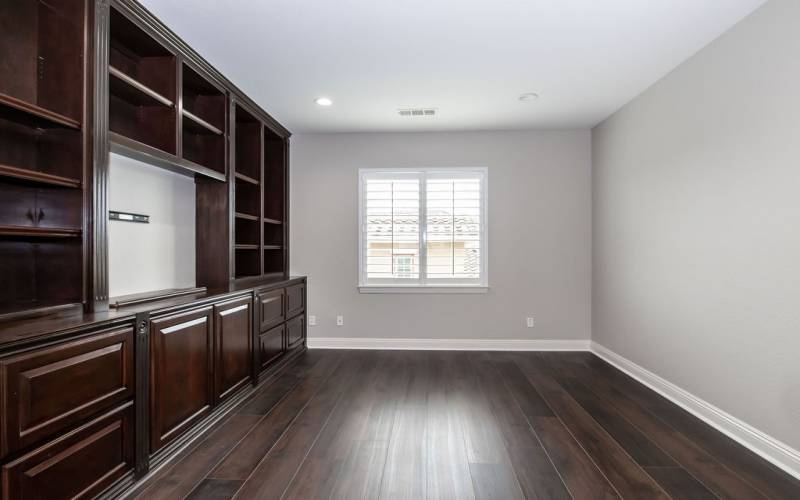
[1,403,134,500]
[214,296,252,402]
[0,0,303,497]
[258,288,285,331]
[286,283,306,319]
[286,314,306,350]
[108,7,177,155]
[149,306,214,453]
[0,0,90,316]
[259,324,285,370]
[0,327,133,459]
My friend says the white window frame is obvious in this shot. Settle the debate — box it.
[358,167,489,294]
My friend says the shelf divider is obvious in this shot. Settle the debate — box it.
[0,93,81,130]
[0,164,82,188]
[235,212,259,221]
[234,172,259,185]
[182,109,223,135]
[109,66,174,107]
[0,225,82,238]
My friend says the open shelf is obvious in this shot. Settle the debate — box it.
[235,172,259,186]
[263,247,285,276]
[0,238,83,316]
[234,246,261,279]
[109,66,173,107]
[0,94,81,130]
[263,222,284,248]
[109,7,177,156]
[183,109,223,136]
[0,114,83,187]
[263,128,285,224]
[235,212,259,221]
[0,164,81,189]
[110,132,226,182]
[0,0,85,125]
[0,225,81,238]
[181,64,226,175]
[262,217,282,225]
[0,0,89,316]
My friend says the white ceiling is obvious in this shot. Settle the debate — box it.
[141,0,765,133]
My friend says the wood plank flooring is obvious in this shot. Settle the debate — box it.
[133,350,800,499]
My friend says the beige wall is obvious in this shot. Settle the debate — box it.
[593,0,800,450]
[291,130,591,341]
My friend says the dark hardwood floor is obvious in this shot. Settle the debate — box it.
[133,350,800,499]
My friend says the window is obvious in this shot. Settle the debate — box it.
[359,168,488,292]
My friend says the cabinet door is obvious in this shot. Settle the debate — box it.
[259,323,285,371]
[286,314,305,349]
[150,306,214,453]
[258,288,284,332]
[214,296,253,402]
[285,283,305,319]
[0,326,134,459]
[1,403,134,500]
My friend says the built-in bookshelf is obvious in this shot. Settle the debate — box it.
[233,104,261,278]
[0,0,88,315]
[1,0,289,316]
[109,8,177,155]
[263,129,287,276]
[231,104,288,279]
[182,64,226,175]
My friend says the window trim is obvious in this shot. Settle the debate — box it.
[358,167,489,292]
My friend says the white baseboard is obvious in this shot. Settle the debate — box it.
[307,337,591,351]
[591,341,800,481]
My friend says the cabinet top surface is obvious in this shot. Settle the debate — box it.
[0,276,306,353]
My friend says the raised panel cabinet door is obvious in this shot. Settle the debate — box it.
[0,326,134,459]
[285,283,305,319]
[150,306,214,453]
[258,288,284,332]
[214,296,253,402]
[1,402,134,500]
[286,314,305,349]
[259,323,285,371]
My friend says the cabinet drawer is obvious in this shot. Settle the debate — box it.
[0,326,134,459]
[286,315,305,349]
[258,288,284,332]
[1,402,134,500]
[259,323,285,370]
[285,283,305,319]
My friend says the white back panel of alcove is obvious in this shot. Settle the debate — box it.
[108,153,196,297]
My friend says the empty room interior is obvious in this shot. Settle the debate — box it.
[1,0,799,498]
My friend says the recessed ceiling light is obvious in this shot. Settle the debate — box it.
[518,92,539,102]
[314,97,333,106]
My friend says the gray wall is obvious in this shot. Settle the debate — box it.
[291,130,591,341]
[593,0,800,450]
[108,154,196,297]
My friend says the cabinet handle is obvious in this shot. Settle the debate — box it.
[26,208,35,223]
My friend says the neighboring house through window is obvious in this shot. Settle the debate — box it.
[358,168,488,292]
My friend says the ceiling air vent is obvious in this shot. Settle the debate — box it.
[398,108,437,117]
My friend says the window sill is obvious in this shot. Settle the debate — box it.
[358,285,490,294]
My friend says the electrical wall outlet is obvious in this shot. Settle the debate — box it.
[308,315,316,326]
[336,315,344,326]
[526,317,535,328]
